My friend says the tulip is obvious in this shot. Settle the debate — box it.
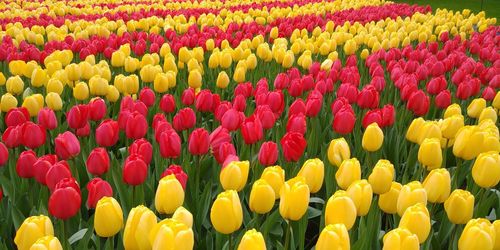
[129,139,153,165]
[407,90,430,116]
[493,221,500,250]
[67,104,89,130]
[440,115,464,139]
[123,155,148,186]
[22,95,43,117]
[459,219,496,250]
[399,203,431,244]
[435,90,451,109]
[258,141,278,166]
[279,176,310,221]
[123,205,157,250]
[48,178,81,220]
[261,166,285,199]
[238,229,266,250]
[281,132,307,162]
[472,151,500,188]
[86,178,113,209]
[37,108,57,130]
[467,98,486,118]
[362,123,384,152]
[220,160,249,192]
[6,76,24,95]
[188,128,210,155]
[0,142,8,166]
[54,131,80,160]
[444,189,474,224]
[16,150,37,178]
[444,104,462,118]
[5,107,30,127]
[172,206,193,228]
[417,138,443,170]
[14,215,54,250]
[95,197,123,237]
[216,71,230,89]
[33,155,57,185]
[161,165,188,190]
[73,82,89,100]
[297,158,324,193]
[325,190,357,230]
[95,119,119,147]
[316,224,350,250]
[368,160,395,194]
[45,161,72,192]
[406,118,425,143]
[155,175,185,214]
[382,228,420,250]
[89,98,107,121]
[29,235,62,250]
[397,181,427,216]
[21,122,46,149]
[478,107,497,123]
[327,138,351,167]
[333,106,356,134]
[336,158,361,190]
[125,112,148,140]
[423,168,451,203]
[149,219,194,250]
[188,69,202,89]
[249,179,275,214]
[1,93,18,112]
[210,190,243,234]
[241,116,264,145]
[159,94,176,114]
[86,148,110,176]
[346,179,373,216]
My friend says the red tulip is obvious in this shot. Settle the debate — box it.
[86,177,113,209]
[37,108,57,130]
[159,129,181,158]
[67,104,89,129]
[161,165,188,190]
[173,108,196,131]
[0,142,7,167]
[209,126,232,151]
[95,119,119,147]
[401,82,418,102]
[407,90,430,116]
[49,177,81,220]
[426,76,447,95]
[128,139,153,165]
[288,79,303,97]
[234,82,253,98]
[333,106,356,135]
[33,154,57,185]
[160,94,176,114]
[281,132,307,162]
[120,96,134,111]
[482,86,496,101]
[152,113,167,131]
[194,90,213,113]
[381,104,396,127]
[46,161,72,192]
[21,122,46,149]
[125,111,148,140]
[16,150,37,178]
[123,155,148,186]
[357,85,379,109]
[286,113,307,135]
[274,73,290,89]
[5,107,30,127]
[213,142,236,164]
[188,128,210,155]
[76,122,90,137]
[241,116,263,145]
[54,131,80,160]
[258,141,278,166]
[139,87,156,107]
[86,148,110,176]
[89,98,107,121]
[331,97,349,116]
[232,95,247,112]
[435,90,451,109]
[289,99,306,117]
[181,88,195,106]
[221,109,242,131]
[362,110,382,128]
[255,105,276,130]
[337,83,359,103]
[2,125,21,148]
[305,90,323,117]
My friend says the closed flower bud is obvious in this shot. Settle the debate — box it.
[261,166,285,199]
[73,82,89,100]
[149,219,194,250]
[382,228,420,250]
[368,159,395,194]
[418,138,443,170]
[188,69,202,89]
[362,123,384,152]
[453,126,485,160]
[336,158,361,190]
[6,76,24,95]
[316,224,350,250]
[1,93,18,112]
[216,71,230,89]
[22,95,43,117]
[279,176,310,221]
[123,205,157,250]
[95,197,123,237]
[399,203,431,243]
[472,151,500,188]
[238,229,266,250]
[220,160,249,192]
[406,118,426,143]
[417,121,442,145]
[29,235,62,250]
[249,179,275,214]
[459,219,496,250]
[444,189,474,224]
[325,190,357,230]
[378,182,402,214]
[172,206,193,229]
[45,93,63,111]
[397,181,427,216]
[478,107,497,123]
[297,158,324,193]
[210,190,243,234]
[31,68,49,87]
[155,175,185,214]
[327,138,350,167]
[444,103,462,118]
[467,98,486,118]
[423,168,450,203]
[493,220,500,250]
[14,215,54,250]
[440,115,464,139]
[346,179,373,216]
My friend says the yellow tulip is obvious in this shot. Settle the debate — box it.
[9,60,26,76]
[188,69,202,89]
[346,179,373,216]
[406,118,426,143]
[362,123,384,152]
[210,190,243,234]
[444,103,462,118]
[216,71,230,89]
[154,73,169,93]
[453,126,484,160]
[29,236,62,250]
[94,197,123,237]
[440,115,464,139]
[111,50,126,67]
[417,138,443,170]
[379,182,402,214]
[422,168,450,203]
[89,76,109,96]
[336,158,361,190]
[467,98,486,118]
[399,203,431,244]
[444,189,474,224]
[172,206,193,229]
[124,57,140,73]
[149,219,194,250]
[493,92,500,110]
[493,220,500,250]
[6,76,24,95]
[382,228,420,250]
[123,205,157,250]
[343,39,357,55]
[279,176,310,221]
[106,85,120,102]
[140,65,162,83]
[327,138,350,167]
[459,219,496,250]
[368,159,395,194]
[237,229,266,250]
[208,52,220,68]
[233,67,246,83]
[1,93,18,112]
[472,151,500,188]
[220,51,232,68]
[325,190,357,230]
[297,158,324,193]
[478,107,497,123]
[65,63,81,82]
[46,79,64,95]
[220,160,249,192]
[397,181,427,216]
[73,82,89,100]
[14,215,54,250]
[124,75,140,95]
[45,93,63,111]
[316,224,350,250]
[417,121,442,145]
[31,68,49,87]
[0,72,6,85]
[261,166,285,199]
[281,51,294,68]
[155,175,185,215]
[22,95,42,117]
[249,179,275,214]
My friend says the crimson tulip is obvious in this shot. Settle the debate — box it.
[255,105,276,130]
[241,116,263,145]
[128,139,153,165]
[337,84,359,103]
[214,142,236,164]
[407,90,430,116]
[123,155,148,186]
[125,111,148,140]
[221,109,243,131]
[95,119,119,147]
[209,126,232,151]
[289,99,306,117]
[5,107,30,127]
[161,165,188,190]
[76,122,90,137]
[305,90,323,117]
[381,104,396,127]
[160,94,176,114]
[86,177,113,209]
[363,110,382,128]
[67,104,89,129]
[173,108,196,131]
[16,150,37,178]
[286,113,307,135]
[86,148,110,176]
[333,106,356,135]
[426,76,447,95]
[188,128,210,155]
[435,90,451,109]
[139,87,156,107]
[33,154,57,185]
[46,161,72,192]
[234,82,253,98]
[2,125,21,148]
[159,129,181,158]
[55,131,80,160]
[195,90,213,112]
[274,73,290,89]
[281,132,307,162]
[181,88,195,106]
[331,97,349,116]
[357,85,379,109]
[89,98,107,121]
[37,108,57,130]
[21,122,46,149]
[258,141,278,166]
[49,177,81,220]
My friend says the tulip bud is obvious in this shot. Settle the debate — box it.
[467,98,486,118]
[258,141,278,166]
[123,205,157,250]
[397,181,427,216]
[453,126,484,160]
[472,151,500,188]
[14,215,54,250]
[327,138,350,167]
[249,179,275,214]
[444,103,462,118]
[238,229,266,250]
[459,219,496,250]
[155,175,185,214]
[444,189,474,224]
[478,107,497,123]
[399,203,430,243]
[297,158,324,193]
[1,93,18,112]
[149,219,194,250]
[220,160,249,192]
[316,224,350,250]
[172,206,193,229]
[422,168,451,203]
[48,178,81,220]
[54,131,81,160]
[406,118,426,143]
[29,235,63,250]
[440,115,464,139]
[336,158,361,190]
[382,228,420,250]
[493,220,500,250]
[216,71,230,89]
[261,166,285,199]
[95,197,123,237]
[368,159,395,194]
[417,138,443,170]
[279,176,310,221]
[210,190,243,234]
[188,69,202,89]
[325,190,357,230]
[362,123,384,152]
[346,179,373,216]
[6,76,24,95]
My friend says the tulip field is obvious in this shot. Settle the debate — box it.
[1,0,500,249]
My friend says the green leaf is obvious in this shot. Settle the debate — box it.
[68,229,88,245]
[309,197,325,204]
[307,206,322,219]
[10,202,25,230]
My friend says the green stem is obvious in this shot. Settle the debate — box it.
[228,233,234,250]
[284,221,292,250]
